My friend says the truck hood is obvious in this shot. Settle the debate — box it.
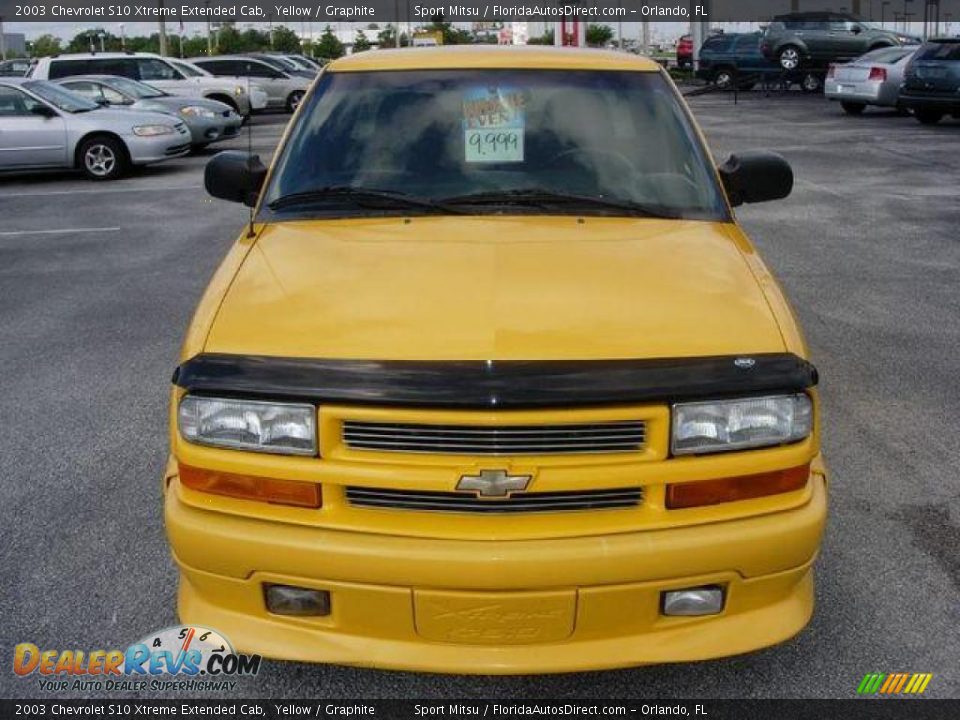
[204,216,786,361]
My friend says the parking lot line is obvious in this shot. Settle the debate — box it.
[0,227,121,237]
[1,185,202,198]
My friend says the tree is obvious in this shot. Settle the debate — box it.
[315,26,345,60]
[352,30,372,53]
[377,24,397,48]
[181,36,210,58]
[215,26,247,54]
[239,27,270,52]
[526,29,555,45]
[427,20,473,45]
[31,34,62,57]
[272,26,301,53]
[585,24,614,48]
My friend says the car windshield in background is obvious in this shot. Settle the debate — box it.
[861,47,913,63]
[23,80,99,113]
[265,70,727,221]
[915,42,960,61]
[171,61,207,77]
[107,77,166,99]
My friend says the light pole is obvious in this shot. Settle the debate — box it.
[0,16,6,62]
[98,32,106,52]
[119,23,125,50]
[158,1,168,56]
[882,1,890,27]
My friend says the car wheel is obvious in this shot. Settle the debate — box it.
[778,46,801,70]
[800,72,823,93]
[286,90,305,113]
[841,101,866,115]
[79,136,126,181]
[714,69,734,88]
[915,108,943,125]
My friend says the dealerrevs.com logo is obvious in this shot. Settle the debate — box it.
[13,625,261,693]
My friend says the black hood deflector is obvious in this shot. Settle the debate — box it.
[173,353,818,409]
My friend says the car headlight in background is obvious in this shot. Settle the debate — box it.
[132,124,176,137]
[178,396,317,455]
[179,105,217,119]
[672,394,812,455]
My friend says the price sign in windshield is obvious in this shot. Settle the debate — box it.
[463,87,526,163]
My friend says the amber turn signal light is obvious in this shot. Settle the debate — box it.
[178,464,321,508]
[665,464,809,509]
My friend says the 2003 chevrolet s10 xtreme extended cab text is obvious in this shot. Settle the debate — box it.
[163,46,827,674]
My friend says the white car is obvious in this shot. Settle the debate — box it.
[0,77,190,180]
[30,53,257,118]
[165,57,269,113]
[189,55,312,112]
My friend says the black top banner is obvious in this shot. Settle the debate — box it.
[1,0,959,24]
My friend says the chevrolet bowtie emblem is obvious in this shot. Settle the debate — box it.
[456,469,531,498]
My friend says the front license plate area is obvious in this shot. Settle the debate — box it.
[414,589,576,645]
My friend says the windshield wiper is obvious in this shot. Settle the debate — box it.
[268,186,467,214]
[439,188,683,219]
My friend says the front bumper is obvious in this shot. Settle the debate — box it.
[184,114,243,146]
[165,467,827,673]
[125,131,192,165]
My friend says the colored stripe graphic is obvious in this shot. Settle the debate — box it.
[858,672,932,695]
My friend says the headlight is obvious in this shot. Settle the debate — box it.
[132,124,175,137]
[672,394,812,455]
[179,105,217,119]
[178,396,317,455]
[234,86,245,97]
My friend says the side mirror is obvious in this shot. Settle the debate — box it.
[852,25,863,34]
[30,103,57,118]
[204,151,267,208]
[95,97,110,106]
[718,151,793,207]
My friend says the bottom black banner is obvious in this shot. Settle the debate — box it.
[1,700,958,720]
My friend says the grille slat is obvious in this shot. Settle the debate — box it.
[346,487,643,514]
[343,420,646,455]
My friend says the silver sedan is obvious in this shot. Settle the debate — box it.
[0,77,190,180]
[55,75,242,148]
[825,46,918,115]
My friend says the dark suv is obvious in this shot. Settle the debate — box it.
[761,13,920,70]
[900,39,960,125]
[697,32,774,88]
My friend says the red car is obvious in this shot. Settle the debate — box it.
[677,34,693,69]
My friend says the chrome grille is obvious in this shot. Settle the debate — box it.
[346,487,643,513]
[342,420,646,455]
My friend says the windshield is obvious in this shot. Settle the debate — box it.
[263,55,299,71]
[265,69,727,221]
[172,60,208,77]
[23,80,99,112]
[106,77,165,99]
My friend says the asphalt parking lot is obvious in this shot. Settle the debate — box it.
[2,93,958,700]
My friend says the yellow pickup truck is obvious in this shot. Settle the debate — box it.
[164,45,827,674]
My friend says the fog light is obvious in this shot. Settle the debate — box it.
[264,584,331,616]
[662,586,724,616]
